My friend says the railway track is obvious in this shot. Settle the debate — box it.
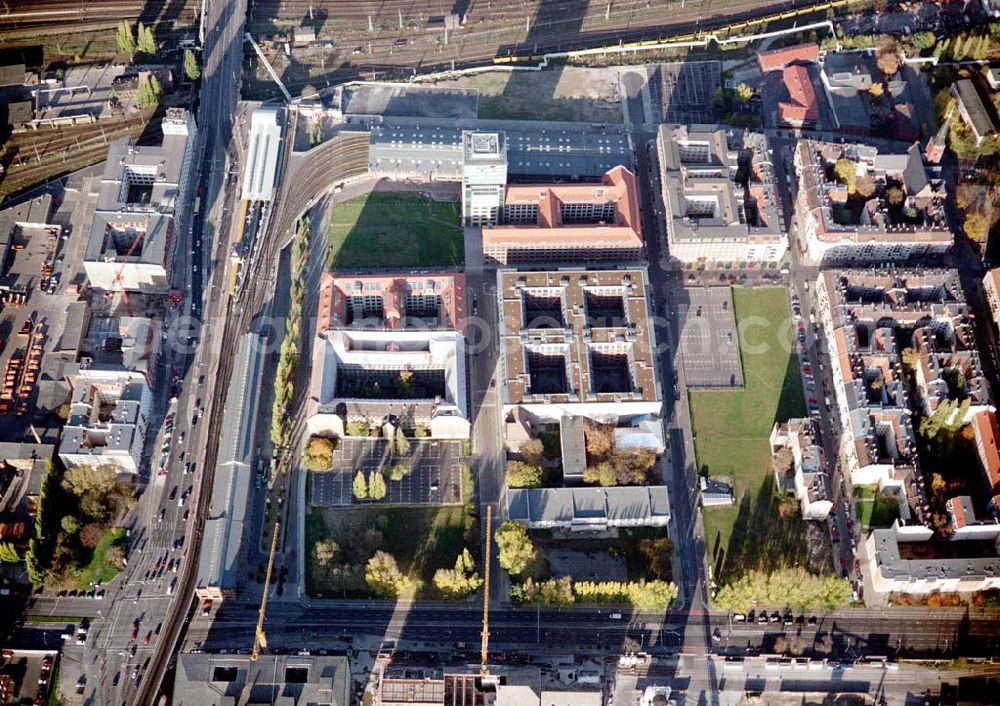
[0,114,150,201]
[249,0,859,92]
[0,0,198,35]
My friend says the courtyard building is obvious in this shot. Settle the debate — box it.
[656,124,787,266]
[794,140,950,264]
[307,273,470,439]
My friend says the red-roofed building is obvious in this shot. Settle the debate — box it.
[946,496,973,529]
[973,409,1000,495]
[483,166,644,265]
[779,65,820,128]
[758,43,820,73]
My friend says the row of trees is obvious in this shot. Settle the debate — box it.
[714,568,852,612]
[271,216,311,447]
[511,576,678,610]
[115,21,158,59]
[352,471,387,500]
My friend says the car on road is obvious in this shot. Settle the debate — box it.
[131,628,138,641]
[76,676,86,694]
[144,631,152,644]
[201,599,213,616]
[158,508,166,524]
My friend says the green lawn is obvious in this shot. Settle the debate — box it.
[307,505,478,600]
[688,287,809,582]
[75,527,125,590]
[326,192,463,269]
[854,484,898,531]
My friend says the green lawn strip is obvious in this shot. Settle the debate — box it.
[304,509,326,597]
[688,287,809,583]
[856,499,875,532]
[46,657,60,706]
[327,192,463,269]
[75,527,125,590]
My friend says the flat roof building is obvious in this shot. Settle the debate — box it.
[497,269,662,429]
[507,485,670,530]
[308,274,469,440]
[462,130,508,226]
[84,108,196,292]
[0,194,60,264]
[172,653,349,706]
[657,124,786,265]
[241,106,283,202]
[482,166,644,265]
[79,316,160,379]
[57,370,152,476]
[196,333,266,601]
[369,117,630,183]
[794,140,950,265]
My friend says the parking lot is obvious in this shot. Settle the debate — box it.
[677,286,743,388]
[310,438,464,506]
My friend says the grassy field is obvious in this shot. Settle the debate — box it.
[326,192,463,269]
[75,527,126,590]
[688,287,809,582]
[306,505,478,600]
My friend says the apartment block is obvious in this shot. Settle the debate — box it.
[794,140,950,265]
[815,269,985,487]
[770,419,832,521]
[817,269,1000,600]
[866,526,1000,596]
[58,370,152,475]
[307,273,469,439]
[84,108,197,292]
[497,269,662,438]
[656,124,786,265]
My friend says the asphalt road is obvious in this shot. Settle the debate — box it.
[82,0,254,704]
[174,600,1000,658]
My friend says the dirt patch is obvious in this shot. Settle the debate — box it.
[431,67,622,122]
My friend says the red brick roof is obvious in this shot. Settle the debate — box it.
[758,43,820,73]
[779,65,820,126]
[974,410,1000,494]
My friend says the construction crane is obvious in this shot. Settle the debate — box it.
[107,224,145,317]
[251,521,280,661]
[480,505,492,676]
